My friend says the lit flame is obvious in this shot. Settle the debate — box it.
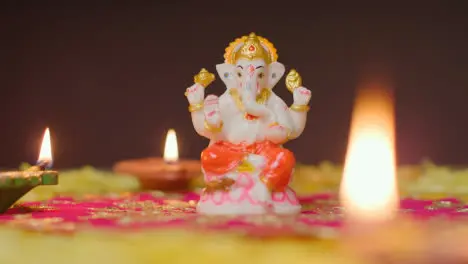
[340,84,399,222]
[163,129,179,162]
[38,127,53,164]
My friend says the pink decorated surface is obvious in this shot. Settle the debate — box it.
[0,192,467,237]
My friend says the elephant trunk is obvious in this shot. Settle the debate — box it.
[241,76,271,118]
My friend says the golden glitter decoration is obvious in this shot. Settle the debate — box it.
[188,103,204,112]
[256,88,271,104]
[229,88,245,111]
[205,178,236,193]
[290,104,310,112]
[229,87,271,114]
[224,33,278,65]
[8,216,76,234]
[285,69,302,93]
[204,120,223,133]
[194,68,215,88]
[236,159,255,173]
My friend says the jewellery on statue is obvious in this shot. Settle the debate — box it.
[224,33,278,65]
[188,103,204,112]
[204,120,223,133]
[285,69,302,93]
[229,88,271,115]
[256,88,271,104]
[290,104,310,112]
[229,88,245,111]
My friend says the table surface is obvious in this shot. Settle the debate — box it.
[1,191,468,264]
[1,163,468,264]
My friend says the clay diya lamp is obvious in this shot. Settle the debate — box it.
[335,80,467,263]
[113,129,201,191]
[0,128,59,213]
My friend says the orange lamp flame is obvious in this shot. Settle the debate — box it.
[340,84,399,222]
[38,127,53,165]
[163,129,179,163]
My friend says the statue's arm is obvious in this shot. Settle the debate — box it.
[264,96,295,144]
[282,69,312,140]
[287,86,312,140]
[185,69,223,140]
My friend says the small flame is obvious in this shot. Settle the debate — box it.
[38,127,53,164]
[340,83,399,222]
[163,129,179,163]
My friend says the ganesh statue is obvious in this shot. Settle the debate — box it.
[185,33,312,215]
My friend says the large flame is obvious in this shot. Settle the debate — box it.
[340,84,399,222]
[38,127,53,164]
[163,129,179,163]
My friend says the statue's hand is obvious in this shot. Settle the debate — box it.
[292,87,312,106]
[185,83,205,105]
[204,95,222,127]
[265,123,289,144]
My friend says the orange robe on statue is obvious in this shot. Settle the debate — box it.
[201,140,296,192]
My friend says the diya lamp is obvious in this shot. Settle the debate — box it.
[338,82,404,259]
[113,129,201,191]
[338,79,435,262]
[338,80,468,263]
[0,128,59,213]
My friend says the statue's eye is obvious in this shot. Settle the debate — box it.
[237,72,242,77]
[258,73,264,79]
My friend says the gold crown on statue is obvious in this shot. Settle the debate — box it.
[224,32,278,65]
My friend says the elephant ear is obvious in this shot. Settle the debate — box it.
[268,62,286,89]
[216,63,236,89]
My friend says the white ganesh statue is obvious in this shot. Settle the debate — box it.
[185,33,312,215]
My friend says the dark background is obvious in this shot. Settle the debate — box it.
[0,1,467,169]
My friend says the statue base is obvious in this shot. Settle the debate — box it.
[198,187,301,215]
[197,156,301,215]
